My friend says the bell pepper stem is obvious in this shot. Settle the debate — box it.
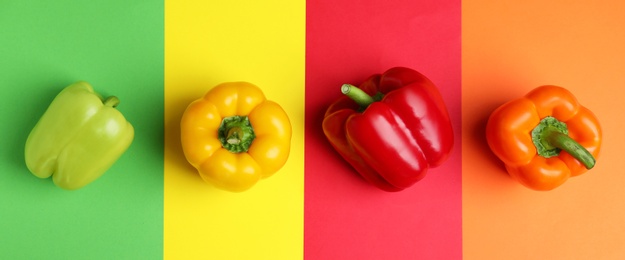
[542,127,595,169]
[218,116,256,153]
[103,96,120,108]
[342,84,375,108]
[532,116,595,169]
[226,127,243,145]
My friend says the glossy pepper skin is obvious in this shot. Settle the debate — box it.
[486,85,601,191]
[180,82,292,192]
[25,81,134,190]
[322,67,454,192]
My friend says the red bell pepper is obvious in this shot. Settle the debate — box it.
[322,67,454,191]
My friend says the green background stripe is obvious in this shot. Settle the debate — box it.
[0,1,164,259]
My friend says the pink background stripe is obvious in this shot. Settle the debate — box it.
[304,0,462,258]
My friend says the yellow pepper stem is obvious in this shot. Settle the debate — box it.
[532,116,596,169]
[226,127,244,145]
[218,116,255,153]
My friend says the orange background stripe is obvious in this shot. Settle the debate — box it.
[462,1,625,259]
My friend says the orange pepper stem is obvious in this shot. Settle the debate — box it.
[218,116,255,153]
[341,84,384,110]
[532,116,596,169]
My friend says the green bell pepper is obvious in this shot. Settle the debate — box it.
[25,81,134,190]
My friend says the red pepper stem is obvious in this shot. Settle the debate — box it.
[103,96,120,108]
[341,84,374,108]
[532,116,595,169]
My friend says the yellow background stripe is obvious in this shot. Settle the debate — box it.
[164,0,305,258]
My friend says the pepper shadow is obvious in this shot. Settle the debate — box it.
[163,92,203,180]
[5,80,66,180]
[471,99,509,176]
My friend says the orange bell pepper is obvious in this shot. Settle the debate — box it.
[486,85,601,191]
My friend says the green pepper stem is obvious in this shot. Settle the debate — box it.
[341,84,375,108]
[532,116,595,169]
[104,96,120,108]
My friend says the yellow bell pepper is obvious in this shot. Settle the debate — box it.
[180,82,292,192]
